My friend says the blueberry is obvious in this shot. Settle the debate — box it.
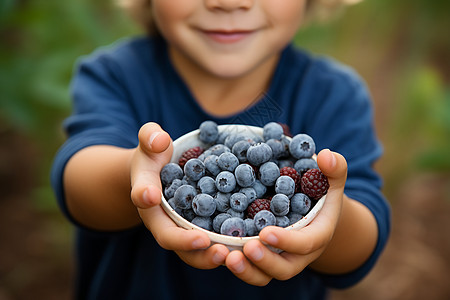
[279,136,291,158]
[289,134,316,159]
[199,120,218,144]
[182,208,196,222]
[168,197,183,216]
[294,158,318,175]
[192,216,213,231]
[265,139,284,159]
[247,143,272,166]
[160,163,183,186]
[287,211,303,225]
[231,140,251,163]
[239,187,256,204]
[276,216,290,228]
[220,217,246,237]
[204,155,221,176]
[226,208,244,219]
[275,175,296,198]
[254,210,276,231]
[250,133,264,144]
[164,178,184,199]
[192,193,216,217]
[182,175,197,189]
[251,179,267,198]
[224,132,251,149]
[229,192,248,212]
[218,152,239,172]
[290,193,311,215]
[244,218,257,236]
[208,144,231,157]
[197,149,211,162]
[234,163,255,187]
[270,194,290,216]
[173,184,197,209]
[196,176,217,196]
[215,171,236,193]
[213,213,232,233]
[263,122,284,141]
[214,192,231,212]
[258,161,280,186]
[184,158,206,181]
[278,159,294,169]
[216,130,229,145]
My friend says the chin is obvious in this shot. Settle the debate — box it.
[203,61,258,79]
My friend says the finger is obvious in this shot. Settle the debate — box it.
[242,239,302,281]
[317,149,347,191]
[225,250,272,286]
[139,204,211,251]
[259,224,334,256]
[260,180,343,255]
[131,123,174,209]
[176,243,230,270]
[138,122,172,156]
[131,173,163,209]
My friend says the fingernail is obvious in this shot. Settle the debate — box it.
[265,233,278,245]
[212,252,225,265]
[192,238,208,249]
[149,132,161,149]
[232,260,245,273]
[251,246,263,261]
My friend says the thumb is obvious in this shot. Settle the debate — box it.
[138,122,172,158]
[131,122,173,209]
[316,149,347,191]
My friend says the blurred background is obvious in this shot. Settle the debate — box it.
[0,0,449,299]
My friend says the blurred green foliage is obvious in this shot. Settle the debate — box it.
[0,0,449,210]
[295,0,450,176]
[0,0,138,210]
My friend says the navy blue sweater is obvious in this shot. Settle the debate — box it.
[51,36,390,300]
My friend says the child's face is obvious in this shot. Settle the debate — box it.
[152,0,307,79]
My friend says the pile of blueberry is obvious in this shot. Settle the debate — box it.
[160,121,329,237]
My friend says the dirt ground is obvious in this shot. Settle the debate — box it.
[1,130,450,300]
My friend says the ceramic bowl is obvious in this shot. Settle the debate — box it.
[160,124,326,252]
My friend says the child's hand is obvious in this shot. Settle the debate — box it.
[130,122,229,269]
[224,149,347,286]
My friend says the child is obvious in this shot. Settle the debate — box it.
[51,0,390,299]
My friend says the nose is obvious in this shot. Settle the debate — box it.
[204,0,254,11]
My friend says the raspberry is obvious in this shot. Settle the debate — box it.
[178,146,204,168]
[279,123,293,137]
[246,198,271,219]
[280,166,301,192]
[300,168,329,200]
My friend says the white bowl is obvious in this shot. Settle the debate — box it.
[160,125,326,252]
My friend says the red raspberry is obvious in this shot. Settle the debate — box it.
[178,146,204,168]
[246,198,271,219]
[301,168,329,200]
[280,166,301,193]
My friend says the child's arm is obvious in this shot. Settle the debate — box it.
[63,122,229,268]
[224,149,379,286]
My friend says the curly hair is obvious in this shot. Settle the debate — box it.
[117,0,361,35]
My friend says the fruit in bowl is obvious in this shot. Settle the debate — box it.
[160,121,328,252]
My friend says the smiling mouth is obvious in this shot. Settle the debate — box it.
[202,30,254,44]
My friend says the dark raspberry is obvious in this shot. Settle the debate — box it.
[246,198,271,219]
[279,123,293,137]
[178,146,204,168]
[300,168,329,200]
[280,166,301,192]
